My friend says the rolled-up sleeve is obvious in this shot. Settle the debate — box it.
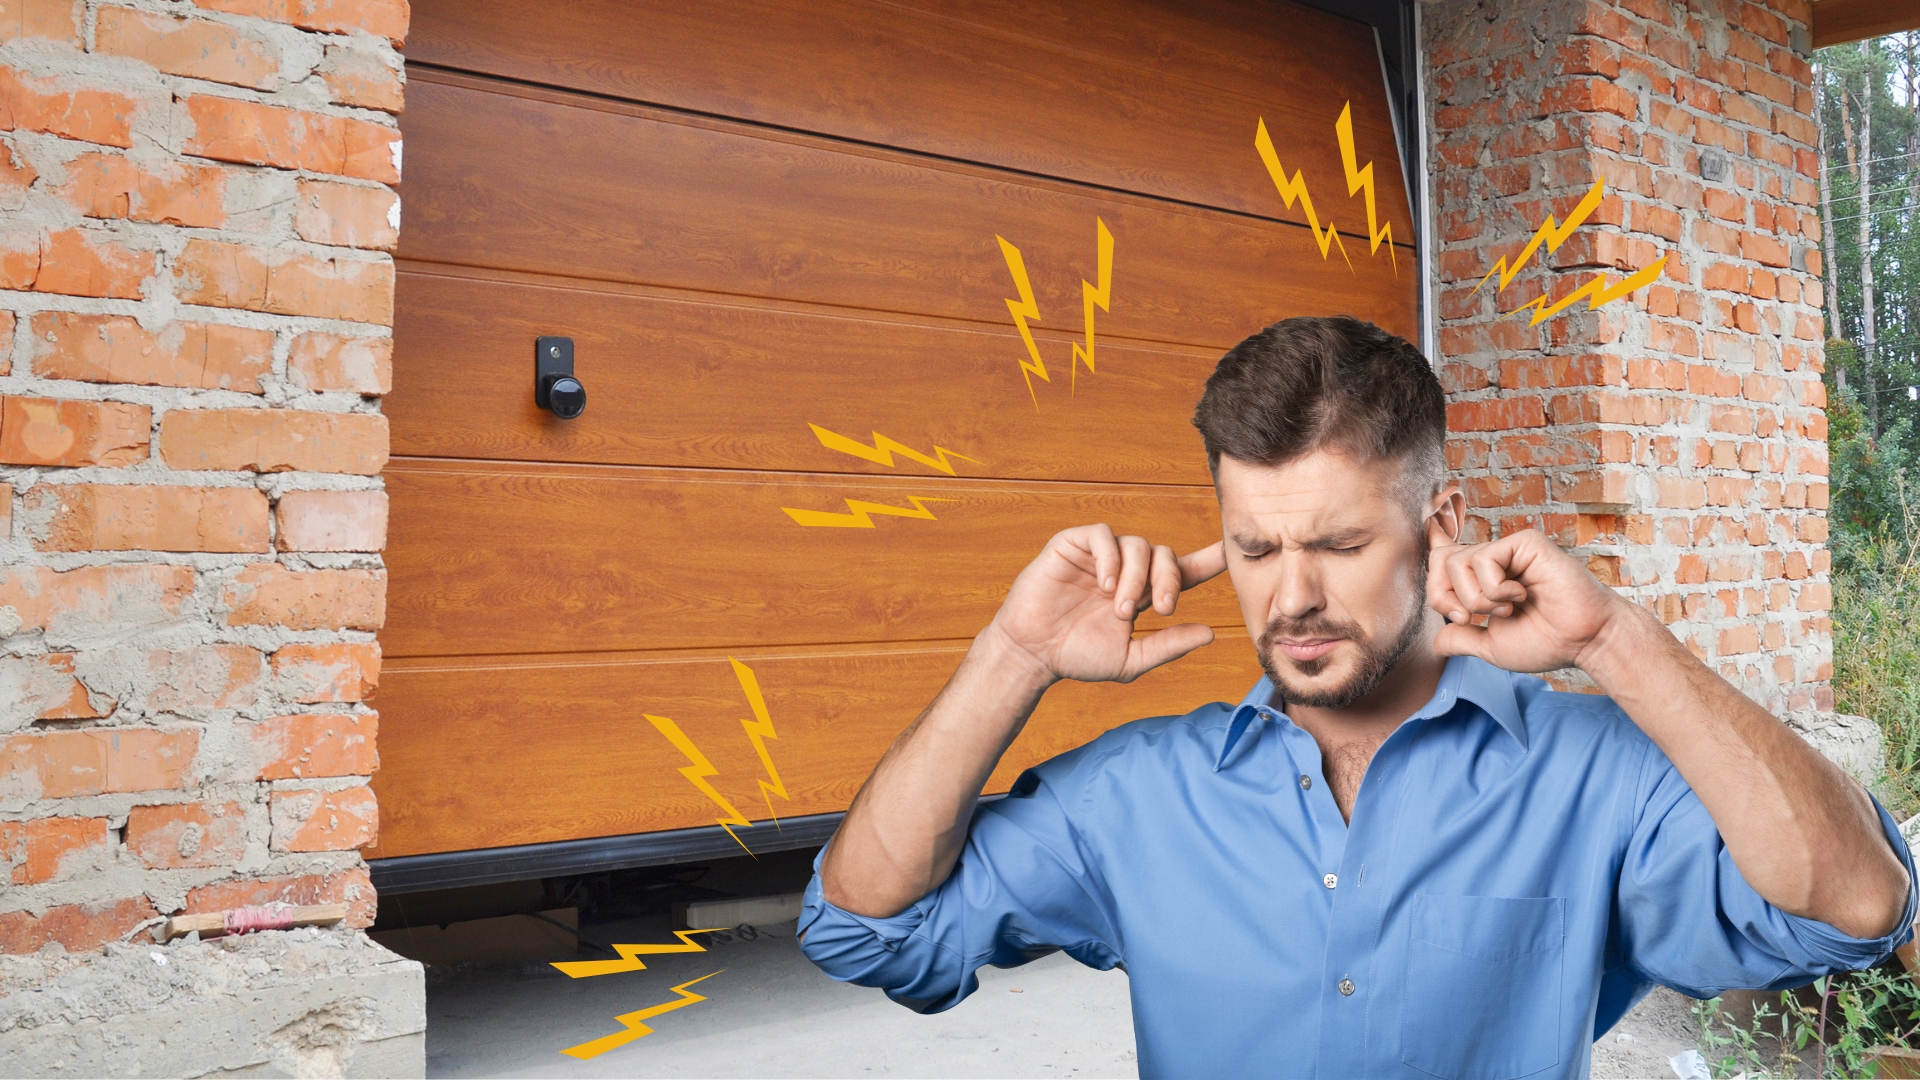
[798,769,1122,1014]
[1615,745,1919,997]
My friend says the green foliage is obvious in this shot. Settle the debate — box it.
[1694,969,1920,1077]
[1827,386,1920,819]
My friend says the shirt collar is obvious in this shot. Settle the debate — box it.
[1215,655,1527,770]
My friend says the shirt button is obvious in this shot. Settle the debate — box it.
[1299,774,1312,790]
[1338,978,1355,996]
[1323,873,1338,889]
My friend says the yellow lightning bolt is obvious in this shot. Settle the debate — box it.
[996,235,1049,406]
[552,928,723,978]
[1503,254,1669,326]
[1255,117,1350,268]
[781,495,949,528]
[1476,180,1607,294]
[559,971,723,1060]
[1334,103,1396,272]
[1069,217,1113,388]
[808,424,981,476]
[646,713,755,857]
[730,658,787,826]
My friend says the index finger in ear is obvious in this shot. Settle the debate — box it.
[1178,540,1227,589]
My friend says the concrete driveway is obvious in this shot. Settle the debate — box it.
[420,910,1698,1078]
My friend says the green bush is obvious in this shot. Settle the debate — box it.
[1695,968,1920,1077]
[1829,390,1920,820]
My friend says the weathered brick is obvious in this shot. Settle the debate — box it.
[161,407,388,474]
[29,312,271,391]
[1448,397,1547,431]
[0,895,159,954]
[270,785,376,851]
[95,8,279,91]
[28,482,270,553]
[0,396,149,467]
[270,642,379,704]
[250,711,377,778]
[0,227,154,298]
[0,654,104,720]
[183,95,399,182]
[143,644,265,711]
[125,801,247,869]
[0,68,138,148]
[275,488,386,551]
[317,43,403,113]
[293,178,398,249]
[1719,625,1761,655]
[174,238,393,323]
[0,727,198,801]
[0,563,193,642]
[0,815,109,884]
[185,867,374,929]
[0,0,80,45]
[191,0,408,45]
[221,563,385,630]
[54,151,229,228]
[288,331,391,394]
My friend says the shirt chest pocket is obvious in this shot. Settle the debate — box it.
[1400,894,1565,1080]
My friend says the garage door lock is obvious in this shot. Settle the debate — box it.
[535,336,586,419]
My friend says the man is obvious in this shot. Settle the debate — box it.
[798,316,1915,1077]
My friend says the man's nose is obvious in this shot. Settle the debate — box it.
[1272,553,1325,619]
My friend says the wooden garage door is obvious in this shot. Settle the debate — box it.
[369,0,1418,859]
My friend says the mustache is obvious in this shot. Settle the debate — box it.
[1257,614,1363,651]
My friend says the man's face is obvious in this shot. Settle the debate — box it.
[1216,449,1440,709]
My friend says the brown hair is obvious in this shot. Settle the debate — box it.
[1192,315,1446,500]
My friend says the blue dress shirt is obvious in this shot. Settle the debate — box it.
[799,655,1918,1079]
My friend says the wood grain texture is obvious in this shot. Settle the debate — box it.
[1811,0,1920,48]
[403,0,1414,239]
[381,0,1418,855]
[389,268,1229,481]
[364,634,1266,858]
[382,458,1244,660]
[393,73,1417,353]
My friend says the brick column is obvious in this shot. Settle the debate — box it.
[1424,0,1829,711]
[0,0,403,952]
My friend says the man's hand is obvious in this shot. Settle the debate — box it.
[822,525,1226,918]
[1429,529,1911,940]
[988,525,1226,685]
[1427,529,1627,673]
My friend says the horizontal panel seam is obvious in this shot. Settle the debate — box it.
[382,455,1221,491]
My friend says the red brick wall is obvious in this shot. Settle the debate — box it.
[1425,0,1829,710]
[0,0,404,953]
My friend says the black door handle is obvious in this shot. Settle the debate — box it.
[535,336,586,419]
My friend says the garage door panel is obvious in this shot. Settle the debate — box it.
[397,73,1416,351]
[404,0,1412,238]
[390,270,1229,481]
[365,634,1265,858]
[383,460,1241,659]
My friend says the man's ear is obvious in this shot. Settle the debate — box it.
[1425,485,1465,548]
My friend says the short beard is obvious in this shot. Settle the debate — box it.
[1256,562,1430,710]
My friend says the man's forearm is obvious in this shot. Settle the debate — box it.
[1579,602,1911,939]
[819,626,1057,918]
